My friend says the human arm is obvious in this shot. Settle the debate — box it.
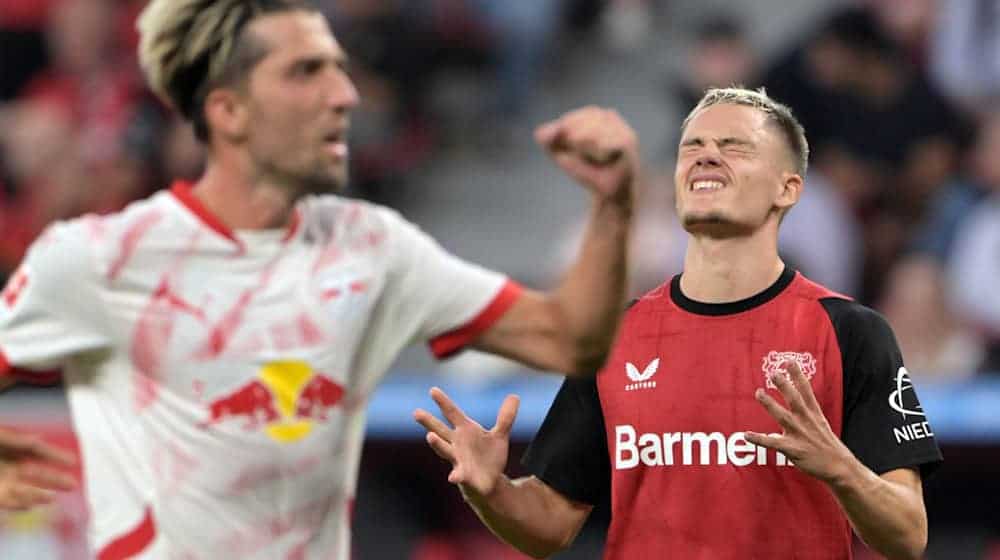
[414,388,593,558]
[471,107,639,375]
[0,222,108,510]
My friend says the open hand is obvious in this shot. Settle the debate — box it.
[535,106,639,205]
[413,387,519,498]
[746,361,855,484]
[0,428,77,511]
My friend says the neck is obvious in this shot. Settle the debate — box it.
[192,158,298,231]
[680,226,785,303]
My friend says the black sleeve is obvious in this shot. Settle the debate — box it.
[820,298,943,478]
[520,376,610,506]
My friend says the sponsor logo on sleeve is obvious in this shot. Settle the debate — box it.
[888,367,934,444]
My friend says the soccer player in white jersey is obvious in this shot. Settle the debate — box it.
[0,1,640,558]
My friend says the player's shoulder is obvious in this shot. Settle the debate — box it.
[60,190,174,244]
[814,295,896,350]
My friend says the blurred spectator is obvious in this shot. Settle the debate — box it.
[765,6,966,303]
[864,0,936,66]
[0,100,84,276]
[946,170,1000,370]
[931,0,1000,115]
[672,15,757,114]
[881,255,985,379]
[466,1,566,123]
[778,172,863,296]
[911,108,1000,260]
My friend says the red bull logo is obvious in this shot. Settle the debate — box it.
[202,361,345,443]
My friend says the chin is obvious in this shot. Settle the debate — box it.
[681,212,753,238]
[299,169,346,195]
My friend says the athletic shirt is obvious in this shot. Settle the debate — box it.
[0,181,520,560]
[523,268,942,560]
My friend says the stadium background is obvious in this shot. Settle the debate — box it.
[0,0,998,557]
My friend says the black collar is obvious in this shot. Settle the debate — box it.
[670,267,796,316]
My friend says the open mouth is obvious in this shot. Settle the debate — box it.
[323,131,348,158]
[690,179,725,192]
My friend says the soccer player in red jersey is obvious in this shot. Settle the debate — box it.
[0,1,641,558]
[416,87,942,560]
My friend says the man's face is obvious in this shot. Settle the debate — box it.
[674,104,797,237]
[239,11,359,194]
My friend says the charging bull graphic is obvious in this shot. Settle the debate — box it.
[201,360,345,443]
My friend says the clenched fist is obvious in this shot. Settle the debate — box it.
[535,106,640,206]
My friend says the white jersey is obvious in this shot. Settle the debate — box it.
[0,182,520,559]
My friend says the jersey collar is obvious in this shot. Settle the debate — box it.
[670,266,796,316]
[169,181,301,251]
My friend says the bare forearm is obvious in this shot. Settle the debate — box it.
[829,465,927,560]
[553,196,632,371]
[461,476,590,559]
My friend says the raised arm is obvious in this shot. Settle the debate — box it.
[473,107,638,375]
[414,388,592,558]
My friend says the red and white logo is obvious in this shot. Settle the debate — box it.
[761,351,816,389]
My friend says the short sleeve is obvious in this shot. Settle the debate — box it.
[820,298,943,477]
[379,209,521,359]
[521,376,610,505]
[0,223,110,376]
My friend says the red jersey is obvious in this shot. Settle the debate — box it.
[523,268,941,559]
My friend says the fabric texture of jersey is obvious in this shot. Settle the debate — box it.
[0,181,520,559]
[523,268,941,560]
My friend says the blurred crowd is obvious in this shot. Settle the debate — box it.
[0,0,998,382]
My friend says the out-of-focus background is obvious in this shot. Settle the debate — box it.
[0,0,998,558]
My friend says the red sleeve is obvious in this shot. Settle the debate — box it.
[428,280,523,360]
[0,349,62,386]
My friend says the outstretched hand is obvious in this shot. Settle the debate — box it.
[535,106,639,205]
[0,427,77,511]
[745,361,855,484]
[413,387,519,498]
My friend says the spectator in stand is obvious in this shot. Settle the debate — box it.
[931,0,1000,115]
[670,16,758,125]
[946,161,1000,373]
[765,6,965,303]
[881,255,985,379]
[911,109,1000,261]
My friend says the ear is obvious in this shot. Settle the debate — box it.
[775,172,803,212]
[203,88,250,143]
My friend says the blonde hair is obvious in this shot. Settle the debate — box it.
[137,0,315,140]
[681,86,809,175]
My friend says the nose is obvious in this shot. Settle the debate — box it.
[694,152,722,168]
[328,70,360,113]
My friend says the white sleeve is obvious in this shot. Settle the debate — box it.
[0,222,111,375]
[380,209,521,359]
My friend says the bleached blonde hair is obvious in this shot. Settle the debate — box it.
[137,0,316,140]
[681,86,809,176]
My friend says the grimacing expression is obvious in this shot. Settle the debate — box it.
[674,104,799,237]
[238,11,358,194]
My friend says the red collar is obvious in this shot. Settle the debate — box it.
[169,181,301,248]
